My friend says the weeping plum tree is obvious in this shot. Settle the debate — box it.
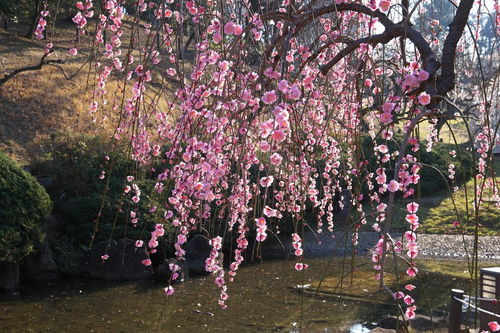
[21,0,499,320]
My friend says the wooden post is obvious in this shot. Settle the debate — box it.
[449,289,464,333]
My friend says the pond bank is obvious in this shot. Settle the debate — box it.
[0,256,477,333]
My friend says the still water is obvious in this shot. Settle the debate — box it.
[0,257,428,333]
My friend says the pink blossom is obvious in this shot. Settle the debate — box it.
[148,238,158,248]
[295,262,308,271]
[259,176,274,187]
[380,112,393,124]
[404,231,417,242]
[406,214,419,225]
[101,254,109,261]
[394,291,405,299]
[377,145,389,154]
[404,295,414,305]
[379,0,391,12]
[405,284,416,291]
[406,266,418,277]
[260,140,271,152]
[219,60,230,72]
[255,217,266,227]
[256,233,267,242]
[402,74,419,89]
[262,90,277,104]
[135,240,144,247]
[224,21,242,35]
[489,321,500,332]
[165,286,175,296]
[418,70,429,81]
[263,206,277,217]
[382,102,396,113]
[405,305,416,319]
[177,234,187,244]
[376,173,386,185]
[68,48,78,56]
[406,202,419,214]
[418,92,431,105]
[288,85,301,100]
[278,80,289,93]
[271,130,286,142]
[270,152,283,166]
[72,12,83,24]
[142,259,152,266]
[387,180,400,192]
[213,32,222,43]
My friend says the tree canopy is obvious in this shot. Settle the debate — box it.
[1,0,498,319]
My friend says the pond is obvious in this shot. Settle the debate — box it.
[0,257,466,332]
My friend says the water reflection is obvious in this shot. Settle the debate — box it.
[348,323,370,333]
[0,257,446,332]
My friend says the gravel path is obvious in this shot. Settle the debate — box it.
[262,231,500,262]
[411,233,500,261]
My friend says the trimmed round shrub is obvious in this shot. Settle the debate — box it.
[0,152,52,263]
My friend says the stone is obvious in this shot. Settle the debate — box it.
[22,242,58,282]
[0,262,20,293]
[377,316,408,332]
[409,314,447,331]
[156,258,189,282]
[369,328,396,333]
[85,239,153,281]
[37,176,54,190]
[44,215,58,244]
[184,234,212,276]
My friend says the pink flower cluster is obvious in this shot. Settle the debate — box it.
[60,0,497,313]
[205,236,228,308]
[292,233,308,271]
[255,217,268,242]
[34,9,49,40]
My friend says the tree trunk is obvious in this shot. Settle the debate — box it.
[183,32,195,53]
[0,10,8,30]
[26,0,42,38]
[51,0,61,37]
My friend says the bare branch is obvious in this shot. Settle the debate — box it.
[320,23,405,75]
[0,52,65,86]
[438,0,475,95]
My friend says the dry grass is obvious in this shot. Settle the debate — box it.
[0,18,178,164]
[0,61,112,164]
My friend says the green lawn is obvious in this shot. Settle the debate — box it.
[405,157,498,235]
[357,156,499,235]
[415,119,471,145]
